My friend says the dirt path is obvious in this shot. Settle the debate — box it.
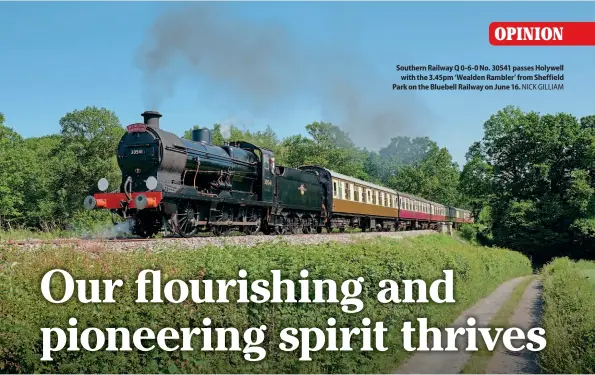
[485,278,543,374]
[393,276,529,374]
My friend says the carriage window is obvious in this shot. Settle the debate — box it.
[379,192,383,206]
[345,183,350,200]
[354,186,359,202]
[372,191,377,205]
[338,181,343,199]
[333,182,337,197]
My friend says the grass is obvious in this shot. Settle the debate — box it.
[539,258,595,374]
[0,224,365,241]
[0,234,532,374]
[582,269,595,285]
[461,275,537,374]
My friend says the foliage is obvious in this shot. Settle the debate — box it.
[460,224,479,243]
[0,108,124,230]
[0,235,531,373]
[460,106,595,261]
[388,144,462,206]
[0,114,26,226]
[539,258,595,373]
[282,122,370,180]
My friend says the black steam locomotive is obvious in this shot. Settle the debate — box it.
[84,111,331,237]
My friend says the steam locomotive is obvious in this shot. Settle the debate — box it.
[83,111,473,238]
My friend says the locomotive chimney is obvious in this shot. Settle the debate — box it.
[192,128,212,144]
[141,111,162,129]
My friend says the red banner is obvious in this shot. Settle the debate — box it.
[489,22,595,46]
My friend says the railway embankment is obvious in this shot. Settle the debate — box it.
[0,234,531,373]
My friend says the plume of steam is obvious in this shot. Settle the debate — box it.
[103,218,137,239]
[75,218,138,240]
[136,3,430,149]
[219,119,233,140]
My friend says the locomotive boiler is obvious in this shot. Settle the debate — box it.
[116,111,261,198]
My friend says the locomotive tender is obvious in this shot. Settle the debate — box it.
[83,111,473,237]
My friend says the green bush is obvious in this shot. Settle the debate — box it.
[460,224,479,242]
[0,235,531,373]
[539,258,595,374]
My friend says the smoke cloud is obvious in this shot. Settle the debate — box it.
[136,3,429,149]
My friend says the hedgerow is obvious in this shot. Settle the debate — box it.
[539,258,595,374]
[0,234,531,373]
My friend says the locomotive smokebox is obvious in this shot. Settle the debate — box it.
[141,111,162,129]
[192,128,212,144]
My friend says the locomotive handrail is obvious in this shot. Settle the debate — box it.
[124,176,132,200]
[193,160,201,190]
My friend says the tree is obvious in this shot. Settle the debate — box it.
[388,143,461,205]
[463,105,595,260]
[52,107,124,225]
[0,113,27,227]
[459,141,493,218]
[282,122,369,179]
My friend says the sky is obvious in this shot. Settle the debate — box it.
[1,1,594,166]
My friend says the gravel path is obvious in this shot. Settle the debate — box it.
[393,276,529,374]
[486,278,543,374]
[9,229,437,252]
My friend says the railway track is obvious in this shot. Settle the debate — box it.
[3,237,180,246]
[1,229,439,249]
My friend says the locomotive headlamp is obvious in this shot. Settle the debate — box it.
[83,195,97,210]
[146,176,158,191]
[97,178,109,192]
[135,194,148,210]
